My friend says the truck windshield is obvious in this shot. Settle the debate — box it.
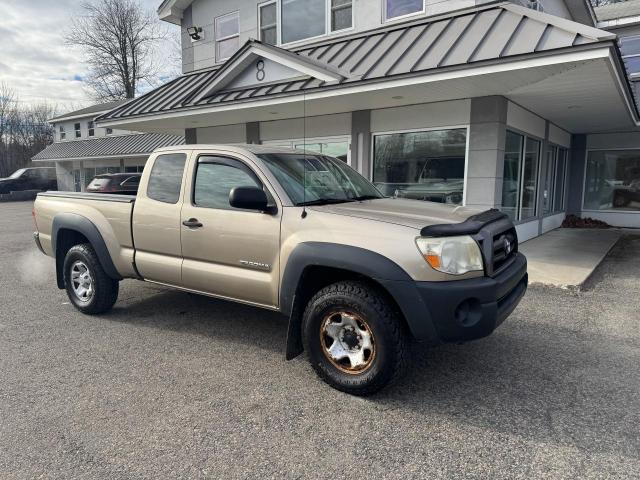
[258,153,383,206]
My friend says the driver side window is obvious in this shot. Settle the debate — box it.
[194,158,261,210]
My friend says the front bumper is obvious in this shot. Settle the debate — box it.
[416,253,528,343]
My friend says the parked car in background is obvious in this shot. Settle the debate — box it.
[86,173,141,195]
[613,179,640,208]
[0,167,57,194]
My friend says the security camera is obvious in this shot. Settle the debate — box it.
[187,26,203,42]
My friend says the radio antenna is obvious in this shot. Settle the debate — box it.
[301,91,308,219]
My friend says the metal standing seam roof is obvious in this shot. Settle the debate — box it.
[32,133,185,161]
[97,2,616,123]
[49,99,131,123]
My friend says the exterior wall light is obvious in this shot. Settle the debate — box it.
[187,26,203,42]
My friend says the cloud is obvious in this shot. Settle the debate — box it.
[0,0,179,113]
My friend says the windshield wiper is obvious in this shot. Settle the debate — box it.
[351,195,381,201]
[296,198,356,207]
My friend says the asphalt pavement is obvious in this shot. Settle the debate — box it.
[0,201,638,479]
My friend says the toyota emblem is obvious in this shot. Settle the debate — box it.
[503,237,512,255]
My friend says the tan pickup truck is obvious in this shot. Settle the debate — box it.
[33,145,527,395]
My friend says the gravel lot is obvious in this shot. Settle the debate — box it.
[0,200,639,479]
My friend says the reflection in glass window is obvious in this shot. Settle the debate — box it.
[294,140,349,163]
[501,131,541,221]
[259,2,277,45]
[554,149,567,211]
[502,131,524,221]
[147,154,187,204]
[331,0,352,31]
[373,129,467,205]
[215,12,240,61]
[520,137,540,220]
[584,150,640,211]
[385,0,423,20]
[194,162,261,210]
[282,0,325,43]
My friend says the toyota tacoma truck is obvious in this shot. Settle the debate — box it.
[33,145,527,395]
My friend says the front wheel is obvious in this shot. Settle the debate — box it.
[63,243,119,315]
[302,281,409,396]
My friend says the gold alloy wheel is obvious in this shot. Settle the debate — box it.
[320,311,376,374]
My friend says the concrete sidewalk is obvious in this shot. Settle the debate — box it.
[519,228,623,288]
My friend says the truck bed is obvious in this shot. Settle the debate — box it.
[34,191,138,278]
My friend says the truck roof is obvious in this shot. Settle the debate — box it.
[153,144,317,156]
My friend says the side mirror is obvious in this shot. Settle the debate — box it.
[229,186,269,212]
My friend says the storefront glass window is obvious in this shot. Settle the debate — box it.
[372,128,467,205]
[584,150,640,211]
[502,131,523,221]
[294,140,349,163]
[520,137,541,220]
[501,131,541,221]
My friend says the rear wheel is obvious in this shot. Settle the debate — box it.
[302,281,409,396]
[63,243,119,314]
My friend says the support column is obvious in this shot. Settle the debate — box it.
[466,96,508,209]
[567,134,587,215]
[185,128,198,144]
[246,122,260,144]
[351,110,371,178]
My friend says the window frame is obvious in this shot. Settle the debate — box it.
[88,121,95,137]
[74,122,81,139]
[278,0,354,47]
[369,125,470,205]
[191,154,275,212]
[59,125,66,140]
[215,11,240,63]
[581,147,640,215]
[543,144,568,215]
[382,0,425,23]
[258,0,278,45]
[501,129,543,223]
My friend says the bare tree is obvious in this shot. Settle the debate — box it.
[590,0,627,6]
[65,0,165,101]
[0,83,56,177]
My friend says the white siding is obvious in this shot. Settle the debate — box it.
[371,99,471,132]
[549,123,571,147]
[260,113,351,141]
[196,123,247,143]
[507,101,546,139]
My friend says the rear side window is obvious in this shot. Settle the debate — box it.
[194,158,261,210]
[147,153,187,203]
[88,178,110,189]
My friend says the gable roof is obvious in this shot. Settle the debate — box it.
[32,133,185,162]
[49,100,131,123]
[98,2,616,124]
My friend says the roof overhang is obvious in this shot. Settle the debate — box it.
[158,0,193,25]
[97,43,640,135]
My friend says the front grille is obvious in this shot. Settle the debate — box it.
[492,228,517,273]
[473,222,518,277]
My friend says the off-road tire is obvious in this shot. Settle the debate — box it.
[302,281,409,396]
[63,243,119,315]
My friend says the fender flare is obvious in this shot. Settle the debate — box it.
[281,242,439,360]
[52,213,122,289]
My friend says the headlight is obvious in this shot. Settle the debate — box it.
[415,235,484,275]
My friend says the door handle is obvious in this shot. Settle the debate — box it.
[182,218,203,228]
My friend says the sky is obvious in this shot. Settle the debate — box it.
[0,0,180,113]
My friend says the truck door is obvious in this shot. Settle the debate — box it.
[133,152,188,286]
[179,154,281,309]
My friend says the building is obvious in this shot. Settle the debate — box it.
[93,0,640,240]
[33,100,185,191]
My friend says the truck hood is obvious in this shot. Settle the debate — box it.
[310,198,483,230]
